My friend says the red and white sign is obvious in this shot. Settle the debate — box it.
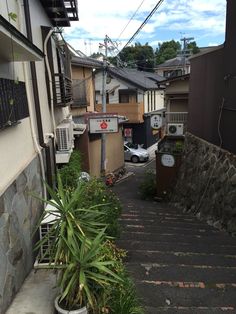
[124,128,132,137]
[89,116,118,134]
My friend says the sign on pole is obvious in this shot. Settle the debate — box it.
[89,116,118,134]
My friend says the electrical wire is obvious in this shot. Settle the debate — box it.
[117,0,146,40]
[122,0,165,51]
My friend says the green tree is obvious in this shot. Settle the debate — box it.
[118,42,155,72]
[187,41,200,54]
[155,40,181,65]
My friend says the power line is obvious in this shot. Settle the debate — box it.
[117,0,146,40]
[122,0,165,51]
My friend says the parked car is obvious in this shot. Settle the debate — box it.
[124,142,149,163]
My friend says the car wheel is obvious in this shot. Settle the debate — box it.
[131,155,139,163]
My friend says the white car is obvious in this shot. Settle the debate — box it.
[124,142,149,163]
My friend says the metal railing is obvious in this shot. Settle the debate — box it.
[0,78,29,130]
[165,112,188,124]
[53,73,73,106]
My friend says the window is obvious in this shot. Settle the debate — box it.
[0,78,29,130]
[119,92,129,103]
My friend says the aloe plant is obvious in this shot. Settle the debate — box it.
[58,230,122,310]
[33,175,122,311]
[33,175,107,264]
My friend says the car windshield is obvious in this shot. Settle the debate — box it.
[125,142,138,149]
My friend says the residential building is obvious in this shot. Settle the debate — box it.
[0,1,78,312]
[71,56,125,176]
[155,56,190,78]
[161,74,189,131]
[95,67,165,148]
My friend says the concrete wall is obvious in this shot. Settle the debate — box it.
[171,133,236,233]
[0,156,43,313]
[88,128,124,177]
[106,129,124,173]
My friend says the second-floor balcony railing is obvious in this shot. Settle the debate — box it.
[165,112,188,125]
[53,73,73,107]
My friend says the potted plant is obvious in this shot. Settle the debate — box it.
[33,175,122,313]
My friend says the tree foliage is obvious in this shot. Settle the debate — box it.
[187,41,200,54]
[155,40,181,65]
[118,42,155,72]
[106,40,200,70]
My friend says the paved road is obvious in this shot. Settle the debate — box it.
[114,160,236,314]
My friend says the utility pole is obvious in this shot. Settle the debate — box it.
[100,35,108,175]
[180,36,194,74]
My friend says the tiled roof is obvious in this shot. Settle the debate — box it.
[71,56,103,68]
[107,67,165,90]
[156,56,190,68]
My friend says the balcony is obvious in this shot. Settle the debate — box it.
[95,102,144,123]
[0,78,29,130]
[39,0,79,27]
[53,74,73,107]
[165,111,188,130]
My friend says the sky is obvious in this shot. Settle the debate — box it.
[63,0,227,56]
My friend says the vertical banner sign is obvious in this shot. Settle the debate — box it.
[124,128,132,137]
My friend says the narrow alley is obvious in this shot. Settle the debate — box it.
[114,161,236,314]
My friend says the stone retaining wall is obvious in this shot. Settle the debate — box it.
[171,133,236,233]
[0,156,43,313]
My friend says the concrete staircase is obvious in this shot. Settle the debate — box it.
[114,165,236,313]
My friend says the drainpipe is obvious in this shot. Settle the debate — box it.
[16,0,46,199]
[43,29,57,139]
[23,0,45,147]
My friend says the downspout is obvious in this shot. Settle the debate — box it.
[23,0,45,147]
[21,0,47,198]
[44,29,57,139]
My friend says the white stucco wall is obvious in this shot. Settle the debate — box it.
[144,90,164,113]
[95,71,141,104]
[0,0,70,193]
[0,1,36,193]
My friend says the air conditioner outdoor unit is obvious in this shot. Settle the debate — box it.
[56,121,73,151]
[167,123,184,136]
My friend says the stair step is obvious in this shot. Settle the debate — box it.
[124,249,236,267]
[135,282,236,308]
[126,263,236,284]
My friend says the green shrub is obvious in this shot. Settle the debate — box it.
[95,241,143,314]
[79,178,122,238]
[109,272,144,314]
[58,150,82,190]
[139,169,156,200]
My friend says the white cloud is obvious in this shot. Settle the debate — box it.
[64,0,226,55]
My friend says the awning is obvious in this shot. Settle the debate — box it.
[0,15,44,62]
[73,123,87,135]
